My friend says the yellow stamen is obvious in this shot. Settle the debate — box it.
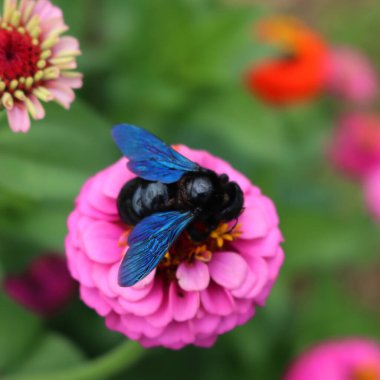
[41,36,58,50]
[34,70,43,81]
[9,79,18,90]
[10,9,20,27]
[25,76,34,89]
[41,27,67,50]
[36,59,46,69]
[43,67,60,80]
[49,56,76,66]
[61,71,82,78]
[29,25,41,38]
[0,81,6,92]
[13,90,25,101]
[54,62,76,70]
[56,50,82,58]
[22,2,34,24]
[33,87,53,102]
[210,223,242,249]
[2,92,14,110]
[40,49,52,60]
[193,245,213,262]
[24,97,37,119]
[3,0,14,23]
[25,14,39,34]
[118,230,131,247]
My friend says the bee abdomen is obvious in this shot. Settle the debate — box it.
[117,178,174,226]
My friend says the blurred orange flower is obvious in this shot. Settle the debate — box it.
[246,17,329,105]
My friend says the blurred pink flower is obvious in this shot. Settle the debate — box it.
[4,253,76,316]
[328,113,380,179]
[284,338,380,380]
[364,167,380,222]
[65,145,284,349]
[326,47,378,104]
[0,0,82,133]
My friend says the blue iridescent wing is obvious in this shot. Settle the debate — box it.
[112,124,200,183]
[118,211,194,287]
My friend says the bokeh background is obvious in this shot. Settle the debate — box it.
[1,0,380,379]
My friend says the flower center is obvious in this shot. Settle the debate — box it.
[118,223,241,281]
[0,16,59,108]
[0,27,41,80]
[352,364,380,380]
[159,223,241,280]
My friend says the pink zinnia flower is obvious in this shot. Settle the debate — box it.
[326,47,378,104]
[328,113,380,179]
[65,145,284,349]
[0,0,82,133]
[364,167,380,222]
[284,338,380,380]
[4,253,76,316]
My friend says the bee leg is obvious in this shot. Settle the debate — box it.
[187,224,211,243]
[219,174,229,185]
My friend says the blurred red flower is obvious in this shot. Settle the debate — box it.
[246,17,329,105]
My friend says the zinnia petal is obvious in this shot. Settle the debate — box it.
[208,252,248,290]
[176,261,210,291]
[7,104,30,133]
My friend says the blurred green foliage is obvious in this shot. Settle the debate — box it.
[0,0,380,379]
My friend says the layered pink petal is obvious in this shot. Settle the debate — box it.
[7,104,30,133]
[169,282,200,322]
[209,252,248,290]
[200,283,236,316]
[364,168,380,221]
[176,261,210,291]
[326,47,378,104]
[284,339,380,380]
[47,83,75,109]
[83,221,124,263]
[328,113,380,179]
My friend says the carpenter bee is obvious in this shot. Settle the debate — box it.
[112,125,244,287]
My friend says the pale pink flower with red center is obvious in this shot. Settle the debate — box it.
[0,0,82,133]
[284,338,380,380]
[65,145,284,349]
[4,253,76,316]
[326,47,378,104]
[328,114,380,179]
[364,167,380,222]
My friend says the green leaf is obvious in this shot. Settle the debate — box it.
[0,98,119,258]
[293,274,380,352]
[8,334,85,376]
[0,99,118,202]
[0,294,42,372]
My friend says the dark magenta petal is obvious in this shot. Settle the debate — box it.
[4,254,76,317]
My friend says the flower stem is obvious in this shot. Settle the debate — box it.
[4,340,145,380]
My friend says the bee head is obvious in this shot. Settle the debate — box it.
[180,171,223,210]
